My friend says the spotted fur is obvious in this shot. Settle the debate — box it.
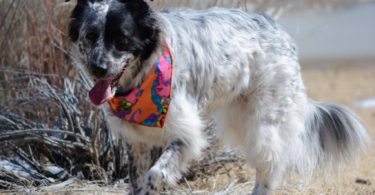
[68,0,370,194]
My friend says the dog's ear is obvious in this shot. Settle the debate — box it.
[65,0,89,4]
[118,0,152,3]
[119,0,153,19]
[118,0,153,8]
[77,0,89,5]
[54,0,76,39]
[69,0,89,42]
[119,0,160,59]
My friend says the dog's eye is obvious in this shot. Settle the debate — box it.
[86,31,99,43]
[114,36,128,51]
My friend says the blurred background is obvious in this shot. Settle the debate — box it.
[0,0,374,194]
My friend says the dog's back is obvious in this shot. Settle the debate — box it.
[161,8,299,111]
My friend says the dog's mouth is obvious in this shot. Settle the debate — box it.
[88,63,128,106]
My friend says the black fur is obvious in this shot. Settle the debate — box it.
[69,1,88,42]
[126,143,141,195]
[69,0,160,61]
[315,104,351,150]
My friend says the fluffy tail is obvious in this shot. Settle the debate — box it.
[304,102,370,171]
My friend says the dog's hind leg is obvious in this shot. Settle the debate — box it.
[252,162,286,195]
[139,94,207,195]
[249,124,288,195]
[215,101,289,195]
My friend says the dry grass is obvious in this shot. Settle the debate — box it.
[0,0,129,189]
[1,0,375,194]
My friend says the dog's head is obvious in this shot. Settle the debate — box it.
[68,0,161,105]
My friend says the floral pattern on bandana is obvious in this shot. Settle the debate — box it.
[108,44,173,128]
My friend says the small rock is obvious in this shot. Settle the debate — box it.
[353,97,375,109]
[355,178,371,185]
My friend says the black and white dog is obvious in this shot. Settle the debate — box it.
[68,0,369,194]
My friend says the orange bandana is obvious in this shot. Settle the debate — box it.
[108,44,173,128]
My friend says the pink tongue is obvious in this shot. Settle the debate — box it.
[89,79,115,106]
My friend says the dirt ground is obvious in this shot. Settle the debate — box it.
[5,62,375,194]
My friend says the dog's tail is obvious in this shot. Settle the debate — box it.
[303,101,370,172]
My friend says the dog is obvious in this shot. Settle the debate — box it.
[68,0,370,194]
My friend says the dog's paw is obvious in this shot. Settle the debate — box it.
[139,168,164,195]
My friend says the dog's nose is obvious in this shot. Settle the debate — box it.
[90,62,108,78]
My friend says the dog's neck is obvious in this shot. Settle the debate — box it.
[116,40,165,96]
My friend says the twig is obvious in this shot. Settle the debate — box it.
[38,178,77,191]
[0,129,90,143]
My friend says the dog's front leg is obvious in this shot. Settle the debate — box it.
[126,142,162,195]
[138,94,207,194]
[139,139,191,194]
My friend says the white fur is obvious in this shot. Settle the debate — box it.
[75,5,369,195]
